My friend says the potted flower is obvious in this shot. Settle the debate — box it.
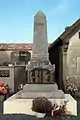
[32,97,52,118]
[65,81,78,98]
[52,100,68,118]
[0,82,10,101]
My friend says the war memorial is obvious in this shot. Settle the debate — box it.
[3,11,77,116]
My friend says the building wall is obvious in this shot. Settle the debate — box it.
[67,30,80,86]
[0,51,12,64]
[0,67,14,92]
[0,50,32,65]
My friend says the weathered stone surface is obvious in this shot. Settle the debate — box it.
[17,90,65,99]
[32,11,49,62]
[67,31,80,87]
[26,11,55,84]
[17,83,65,99]
[23,83,58,92]
[25,11,64,98]
[27,68,55,83]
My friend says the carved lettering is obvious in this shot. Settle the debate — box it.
[50,71,55,83]
[27,68,55,84]
[35,70,41,83]
[43,70,49,83]
[29,71,35,83]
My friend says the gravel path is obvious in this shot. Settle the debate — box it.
[0,114,78,120]
[0,102,3,114]
[0,114,53,120]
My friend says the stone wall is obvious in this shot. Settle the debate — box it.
[0,67,14,92]
[66,30,80,87]
[0,51,12,64]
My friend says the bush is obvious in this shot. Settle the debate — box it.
[65,80,78,98]
[32,97,52,115]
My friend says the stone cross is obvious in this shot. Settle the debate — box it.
[32,11,49,62]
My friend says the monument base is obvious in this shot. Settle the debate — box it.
[3,84,77,116]
[17,84,65,99]
[16,90,64,99]
[23,83,58,92]
[3,94,77,116]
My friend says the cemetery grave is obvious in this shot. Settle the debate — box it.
[3,11,77,118]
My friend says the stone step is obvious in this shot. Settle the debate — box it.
[17,90,65,99]
[23,83,58,92]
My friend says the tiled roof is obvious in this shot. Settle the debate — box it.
[0,43,33,50]
[0,43,51,50]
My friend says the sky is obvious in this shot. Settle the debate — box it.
[0,0,80,43]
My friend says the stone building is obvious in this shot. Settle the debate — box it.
[49,18,80,89]
[0,43,33,65]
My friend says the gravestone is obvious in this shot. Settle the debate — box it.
[24,11,64,98]
[32,11,48,62]
[26,11,55,84]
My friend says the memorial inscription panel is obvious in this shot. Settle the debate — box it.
[0,70,10,77]
[27,68,55,84]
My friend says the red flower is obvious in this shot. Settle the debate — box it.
[0,82,8,94]
[0,82,6,87]
[2,89,7,94]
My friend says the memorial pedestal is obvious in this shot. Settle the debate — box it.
[3,94,77,116]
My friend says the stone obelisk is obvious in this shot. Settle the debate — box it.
[24,11,64,99]
[32,11,49,63]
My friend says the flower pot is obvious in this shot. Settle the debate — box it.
[35,112,46,118]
